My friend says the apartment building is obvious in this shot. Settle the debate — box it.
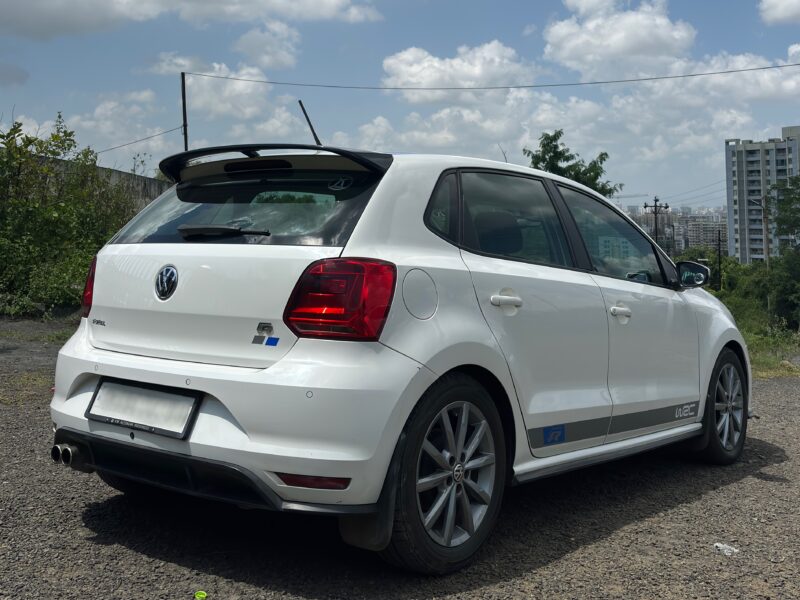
[726,126,800,263]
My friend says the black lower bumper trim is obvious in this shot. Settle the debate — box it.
[54,428,376,515]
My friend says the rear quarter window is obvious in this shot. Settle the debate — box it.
[112,169,380,246]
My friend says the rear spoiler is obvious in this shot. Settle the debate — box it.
[159,144,393,183]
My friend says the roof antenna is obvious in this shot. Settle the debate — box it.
[497,143,508,163]
[298,99,322,146]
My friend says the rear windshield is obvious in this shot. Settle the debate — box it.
[112,169,380,246]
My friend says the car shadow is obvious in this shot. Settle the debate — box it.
[81,436,786,597]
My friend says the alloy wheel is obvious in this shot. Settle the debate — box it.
[714,364,744,451]
[415,401,496,547]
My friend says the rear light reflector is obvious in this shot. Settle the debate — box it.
[277,473,351,490]
[81,256,97,318]
[284,258,396,341]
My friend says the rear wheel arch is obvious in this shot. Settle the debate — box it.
[436,365,516,485]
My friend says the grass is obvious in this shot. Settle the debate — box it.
[743,329,800,379]
[0,370,53,406]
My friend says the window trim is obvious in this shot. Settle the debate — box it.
[423,169,461,245]
[553,182,678,290]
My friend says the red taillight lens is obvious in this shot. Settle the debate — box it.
[276,473,351,490]
[284,258,396,341]
[81,256,97,318]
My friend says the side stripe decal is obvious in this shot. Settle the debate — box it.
[528,401,700,449]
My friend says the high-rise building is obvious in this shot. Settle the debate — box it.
[725,126,800,263]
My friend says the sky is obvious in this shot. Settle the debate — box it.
[1,0,800,208]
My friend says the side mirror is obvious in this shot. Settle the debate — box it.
[676,261,710,288]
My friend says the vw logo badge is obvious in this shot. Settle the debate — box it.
[155,265,178,300]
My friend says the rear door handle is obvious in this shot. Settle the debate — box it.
[490,294,523,307]
[609,305,632,318]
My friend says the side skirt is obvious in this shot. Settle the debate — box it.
[512,423,702,485]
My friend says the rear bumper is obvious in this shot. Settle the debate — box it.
[54,427,374,514]
[50,320,437,507]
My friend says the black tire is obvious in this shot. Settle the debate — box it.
[697,348,748,465]
[380,372,507,574]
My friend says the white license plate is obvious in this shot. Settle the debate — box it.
[86,379,200,439]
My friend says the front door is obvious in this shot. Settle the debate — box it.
[557,185,701,442]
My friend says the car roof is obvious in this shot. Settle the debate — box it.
[387,153,612,204]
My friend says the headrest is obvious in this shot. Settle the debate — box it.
[474,211,522,255]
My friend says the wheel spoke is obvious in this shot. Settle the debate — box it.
[721,413,730,447]
[731,410,743,431]
[423,485,452,529]
[732,395,744,410]
[464,478,491,505]
[715,402,728,413]
[728,411,736,445]
[440,409,457,456]
[417,470,450,492]
[458,487,475,535]
[717,412,729,434]
[730,379,741,403]
[455,403,469,457]
[727,366,735,397]
[423,440,450,471]
[465,453,495,471]
[463,421,487,463]
[716,380,727,402]
[442,486,457,546]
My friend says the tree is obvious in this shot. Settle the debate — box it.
[771,174,800,242]
[523,129,623,197]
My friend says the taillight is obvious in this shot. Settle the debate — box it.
[81,256,97,318]
[284,258,396,341]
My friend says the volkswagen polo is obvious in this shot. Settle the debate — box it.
[50,144,751,573]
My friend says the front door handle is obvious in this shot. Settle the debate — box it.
[490,294,523,307]
[609,305,632,318]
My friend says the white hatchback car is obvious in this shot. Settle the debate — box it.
[50,144,751,573]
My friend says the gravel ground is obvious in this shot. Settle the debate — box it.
[1,319,798,599]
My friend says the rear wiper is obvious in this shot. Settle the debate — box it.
[177,224,271,238]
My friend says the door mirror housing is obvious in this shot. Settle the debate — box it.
[676,261,710,288]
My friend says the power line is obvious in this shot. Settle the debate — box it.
[661,179,725,199]
[95,126,184,154]
[184,61,800,92]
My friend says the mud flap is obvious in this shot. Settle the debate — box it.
[338,431,405,551]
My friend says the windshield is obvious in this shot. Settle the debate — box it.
[112,169,380,246]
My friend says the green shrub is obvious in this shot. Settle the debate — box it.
[0,114,139,316]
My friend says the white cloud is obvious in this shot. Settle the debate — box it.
[1,0,381,39]
[522,24,537,36]
[544,0,696,79]
[233,21,300,69]
[184,63,272,120]
[759,0,800,24]
[148,52,210,75]
[124,89,156,104]
[229,106,303,140]
[382,40,536,104]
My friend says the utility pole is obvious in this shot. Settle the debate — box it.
[181,72,189,151]
[643,196,670,247]
[717,228,722,290]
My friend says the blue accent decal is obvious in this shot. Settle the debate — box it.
[265,337,279,346]
[542,424,566,446]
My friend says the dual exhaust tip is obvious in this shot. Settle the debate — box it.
[51,443,79,467]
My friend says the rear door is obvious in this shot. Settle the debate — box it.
[557,185,701,442]
[88,160,382,368]
[457,171,612,458]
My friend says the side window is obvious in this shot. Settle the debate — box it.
[460,172,573,267]
[559,186,664,285]
[424,172,458,243]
